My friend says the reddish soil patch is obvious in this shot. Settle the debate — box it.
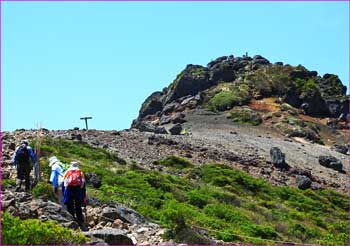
[249,98,279,112]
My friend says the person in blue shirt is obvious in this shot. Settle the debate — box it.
[49,156,64,189]
[12,140,38,192]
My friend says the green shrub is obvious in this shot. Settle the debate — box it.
[154,155,193,169]
[187,189,211,208]
[208,84,251,111]
[295,78,320,93]
[321,74,346,98]
[227,108,262,126]
[2,212,87,244]
[2,179,16,187]
[32,182,56,202]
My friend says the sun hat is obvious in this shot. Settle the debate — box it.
[49,156,59,167]
[70,161,79,168]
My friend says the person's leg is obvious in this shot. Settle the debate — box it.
[15,163,24,191]
[73,187,84,224]
[66,187,75,219]
[24,163,31,191]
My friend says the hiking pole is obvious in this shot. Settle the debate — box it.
[35,124,42,182]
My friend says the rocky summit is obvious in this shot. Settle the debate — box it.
[2,54,349,245]
[131,54,348,192]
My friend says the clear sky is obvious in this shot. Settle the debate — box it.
[2,2,349,131]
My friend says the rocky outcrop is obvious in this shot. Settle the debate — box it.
[319,156,343,172]
[2,190,79,229]
[138,91,163,119]
[164,65,211,104]
[132,54,348,131]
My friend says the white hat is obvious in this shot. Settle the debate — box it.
[70,161,79,168]
[49,156,59,167]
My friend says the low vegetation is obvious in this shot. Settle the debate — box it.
[28,138,349,245]
[227,107,263,126]
[154,155,194,169]
[208,83,251,111]
[32,181,56,202]
[2,212,87,244]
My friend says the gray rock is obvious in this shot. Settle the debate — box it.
[296,175,312,190]
[172,113,186,124]
[162,102,179,114]
[101,207,121,221]
[135,122,167,134]
[332,144,348,155]
[159,115,171,125]
[319,156,343,172]
[270,147,288,169]
[114,205,146,225]
[84,228,134,245]
[2,198,15,210]
[169,124,183,135]
[2,170,10,179]
[154,126,168,134]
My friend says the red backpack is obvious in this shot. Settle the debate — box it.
[65,169,84,187]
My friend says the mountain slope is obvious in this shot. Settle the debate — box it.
[1,133,348,245]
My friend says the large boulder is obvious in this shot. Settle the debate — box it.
[270,147,289,169]
[208,57,236,82]
[299,89,329,117]
[84,228,134,245]
[296,175,312,190]
[114,205,146,225]
[318,156,343,172]
[101,205,146,225]
[164,65,211,104]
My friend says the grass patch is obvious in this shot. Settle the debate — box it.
[227,107,262,126]
[154,156,193,169]
[208,84,251,111]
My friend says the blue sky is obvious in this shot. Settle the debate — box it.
[2,2,349,131]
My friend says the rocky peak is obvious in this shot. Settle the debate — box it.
[132,54,348,133]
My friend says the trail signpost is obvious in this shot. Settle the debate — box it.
[80,117,92,130]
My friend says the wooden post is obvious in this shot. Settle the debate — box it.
[80,117,93,130]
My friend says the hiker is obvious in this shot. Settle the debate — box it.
[49,156,68,203]
[12,140,38,192]
[62,161,87,227]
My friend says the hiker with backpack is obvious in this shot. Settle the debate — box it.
[49,156,69,203]
[12,140,38,192]
[62,161,87,228]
